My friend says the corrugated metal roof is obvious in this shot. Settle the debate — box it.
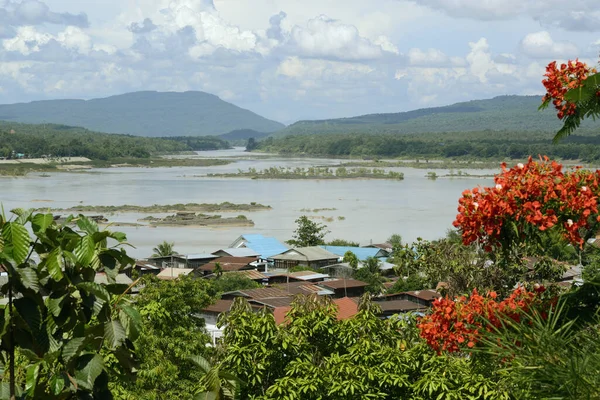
[233,234,289,259]
[202,299,234,314]
[237,287,291,299]
[249,297,294,308]
[157,268,194,280]
[184,253,219,260]
[289,272,330,281]
[229,270,267,280]
[198,257,257,272]
[320,246,388,261]
[319,279,369,289]
[271,246,339,262]
[212,248,260,257]
[274,281,334,296]
[375,300,426,313]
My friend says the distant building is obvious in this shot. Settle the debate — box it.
[317,279,369,298]
[229,234,289,260]
[320,245,389,260]
[212,248,261,258]
[148,253,217,269]
[270,247,339,270]
[195,256,258,276]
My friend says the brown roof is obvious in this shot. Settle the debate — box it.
[236,287,291,299]
[273,281,330,295]
[319,279,368,290]
[228,270,267,280]
[198,256,257,272]
[251,297,295,308]
[202,299,234,314]
[375,300,426,313]
[403,289,441,302]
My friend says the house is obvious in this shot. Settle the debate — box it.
[130,260,161,277]
[317,279,369,298]
[220,287,292,301]
[273,281,335,296]
[270,247,339,270]
[148,253,217,269]
[384,289,441,307]
[195,256,258,276]
[229,234,289,260]
[156,267,195,280]
[273,297,359,325]
[320,246,389,260]
[363,242,394,253]
[373,299,427,318]
[212,248,261,258]
[264,270,330,284]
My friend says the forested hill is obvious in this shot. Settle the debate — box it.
[280,96,566,135]
[0,91,285,137]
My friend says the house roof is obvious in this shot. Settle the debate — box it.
[375,300,426,313]
[202,299,234,314]
[231,234,289,259]
[320,246,388,260]
[288,271,330,281]
[363,243,393,250]
[198,257,257,272]
[273,281,334,296]
[249,297,295,308]
[157,268,194,280]
[226,287,291,299]
[212,248,260,257]
[228,270,268,280]
[181,253,219,261]
[318,279,369,290]
[401,289,441,301]
[270,246,339,262]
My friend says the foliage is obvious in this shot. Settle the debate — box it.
[189,355,243,400]
[387,234,403,248]
[327,239,360,247]
[454,157,600,251]
[151,241,178,258]
[540,59,600,142]
[418,286,548,353]
[245,138,258,152]
[341,251,358,269]
[286,216,329,247]
[217,295,510,400]
[386,275,428,294]
[0,210,139,398]
[111,275,217,399]
[210,274,260,294]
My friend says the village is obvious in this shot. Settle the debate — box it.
[127,231,584,344]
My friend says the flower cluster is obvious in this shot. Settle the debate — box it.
[418,286,545,353]
[542,60,593,119]
[453,157,600,249]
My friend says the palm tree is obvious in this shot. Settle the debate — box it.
[190,355,243,400]
[152,241,178,257]
[213,262,223,278]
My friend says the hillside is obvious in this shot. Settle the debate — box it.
[279,96,568,135]
[0,91,285,137]
[219,129,270,141]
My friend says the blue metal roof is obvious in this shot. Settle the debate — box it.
[240,234,289,259]
[320,246,386,261]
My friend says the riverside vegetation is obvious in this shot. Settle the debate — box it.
[207,166,404,180]
[39,202,272,214]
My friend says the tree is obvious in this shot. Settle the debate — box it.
[286,216,329,247]
[152,241,178,257]
[245,138,257,152]
[387,234,403,248]
[327,239,360,247]
[0,210,140,398]
[342,251,359,269]
[213,262,223,278]
[189,355,243,400]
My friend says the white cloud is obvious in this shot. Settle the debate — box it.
[520,31,578,59]
[276,56,374,80]
[1,0,89,27]
[289,15,398,60]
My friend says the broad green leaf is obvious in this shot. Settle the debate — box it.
[63,337,86,364]
[44,247,64,281]
[189,355,212,374]
[74,353,104,391]
[46,294,67,317]
[565,84,597,103]
[10,208,26,217]
[77,282,110,304]
[14,209,33,225]
[195,392,218,400]
[119,304,142,341]
[2,221,30,264]
[16,266,39,291]
[104,320,126,350]
[75,235,95,266]
[50,374,65,395]
[31,213,54,234]
[25,362,40,397]
[109,231,127,243]
[76,216,98,235]
[14,297,41,334]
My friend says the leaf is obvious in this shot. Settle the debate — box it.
[46,294,67,317]
[565,85,597,103]
[14,297,42,334]
[44,247,64,281]
[2,221,31,265]
[16,266,39,292]
[25,362,40,397]
[194,392,218,400]
[109,231,127,243]
[119,304,142,341]
[50,374,65,396]
[76,216,99,235]
[104,320,126,350]
[63,337,86,364]
[75,235,95,266]
[189,355,212,374]
[31,213,54,235]
[76,282,110,305]
[74,353,104,391]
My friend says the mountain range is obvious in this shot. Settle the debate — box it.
[0,91,284,137]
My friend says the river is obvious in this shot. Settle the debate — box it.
[0,148,497,259]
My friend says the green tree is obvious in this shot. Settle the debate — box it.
[151,241,178,257]
[245,138,257,152]
[213,262,223,278]
[210,275,260,294]
[189,355,244,400]
[286,216,329,247]
[342,251,359,270]
[327,239,360,247]
[0,210,140,398]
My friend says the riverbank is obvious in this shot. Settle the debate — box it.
[206,166,404,180]
[41,202,272,213]
[141,213,254,227]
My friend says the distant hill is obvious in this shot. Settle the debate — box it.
[279,96,568,135]
[0,91,285,137]
[219,129,270,141]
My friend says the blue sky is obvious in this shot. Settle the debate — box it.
[0,0,598,123]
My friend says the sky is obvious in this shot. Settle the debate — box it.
[0,0,598,124]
